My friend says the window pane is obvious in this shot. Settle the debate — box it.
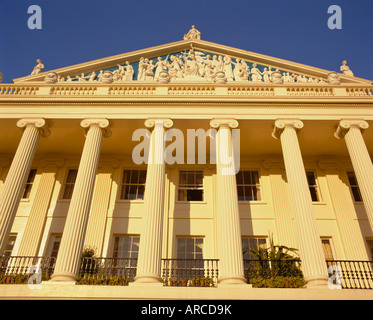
[66,169,78,183]
[139,170,147,184]
[347,173,357,186]
[187,172,195,185]
[237,186,245,201]
[244,186,253,201]
[137,185,145,200]
[187,189,203,201]
[243,171,251,184]
[130,170,139,184]
[27,169,37,183]
[351,187,362,202]
[195,172,203,185]
[306,172,316,186]
[123,170,131,184]
[310,187,319,202]
[179,172,187,185]
[236,171,243,185]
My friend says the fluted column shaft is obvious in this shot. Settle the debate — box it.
[0,119,49,256]
[210,119,245,284]
[135,118,173,283]
[335,120,373,231]
[273,119,328,287]
[18,159,63,256]
[51,119,110,282]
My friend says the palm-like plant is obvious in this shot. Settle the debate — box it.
[245,234,303,279]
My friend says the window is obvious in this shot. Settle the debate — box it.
[62,169,78,199]
[113,236,140,260]
[306,171,320,202]
[236,170,261,201]
[176,237,204,279]
[366,240,373,261]
[178,171,203,201]
[22,169,37,199]
[321,238,334,260]
[47,235,62,259]
[4,234,17,257]
[112,236,139,278]
[347,171,362,202]
[242,237,267,260]
[120,170,146,200]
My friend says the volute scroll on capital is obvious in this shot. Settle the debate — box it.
[334,119,369,139]
[80,119,112,138]
[144,118,174,129]
[16,118,50,137]
[209,119,239,129]
[272,119,304,139]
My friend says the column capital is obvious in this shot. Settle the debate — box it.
[209,118,239,129]
[334,119,369,139]
[80,118,111,138]
[144,118,173,129]
[16,118,50,137]
[272,119,304,139]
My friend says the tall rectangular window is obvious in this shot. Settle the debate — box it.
[4,234,17,257]
[321,238,334,260]
[347,171,362,202]
[242,237,267,260]
[22,169,37,199]
[62,169,78,199]
[178,171,203,201]
[306,171,320,202]
[236,170,261,201]
[113,236,140,259]
[120,170,146,200]
[47,234,62,259]
[176,237,204,279]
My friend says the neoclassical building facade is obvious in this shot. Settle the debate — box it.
[0,29,373,299]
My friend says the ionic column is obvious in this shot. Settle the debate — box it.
[210,119,246,285]
[0,118,50,256]
[17,158,64,256]
[50,119,111,282]
[272,119,329,287]
[134,118,173,283]
[335,120,373,231]
[319,160,369,260]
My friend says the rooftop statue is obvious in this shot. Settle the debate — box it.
[340,60,354,77]
[183,25,201,40]
[31,59,44,75]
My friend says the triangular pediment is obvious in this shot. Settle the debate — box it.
[13,39,372,85]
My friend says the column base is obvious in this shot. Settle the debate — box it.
[218,275,247,285]
[305,276,329,289]
[133,273,163,284]
[49,271,78,283]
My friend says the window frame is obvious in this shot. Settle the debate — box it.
[21,168,37,200]
[60,168,78,200]
[236,169,262,202]
[321,237,335,261]
[346,171,363,203]
[119,169,147,201]
[241,237,268,260]
[177,170,204,202]
[306,171,322,202]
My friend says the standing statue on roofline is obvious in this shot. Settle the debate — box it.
[184,25,201,40]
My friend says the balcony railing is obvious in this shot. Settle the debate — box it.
[162,258,219,287]
[79,257,137,285]
[1,256,373,289]
[326,260,373,289]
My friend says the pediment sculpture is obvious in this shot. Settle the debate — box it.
[42,45,333,85]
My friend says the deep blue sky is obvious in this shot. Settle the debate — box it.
[0,0,372,83]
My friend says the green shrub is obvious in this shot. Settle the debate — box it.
[250,276,307,288]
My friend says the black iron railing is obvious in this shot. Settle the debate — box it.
[79,257,137,285]
[243,259,303,282]
[162,258,219,287]
[326,260,373,289]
